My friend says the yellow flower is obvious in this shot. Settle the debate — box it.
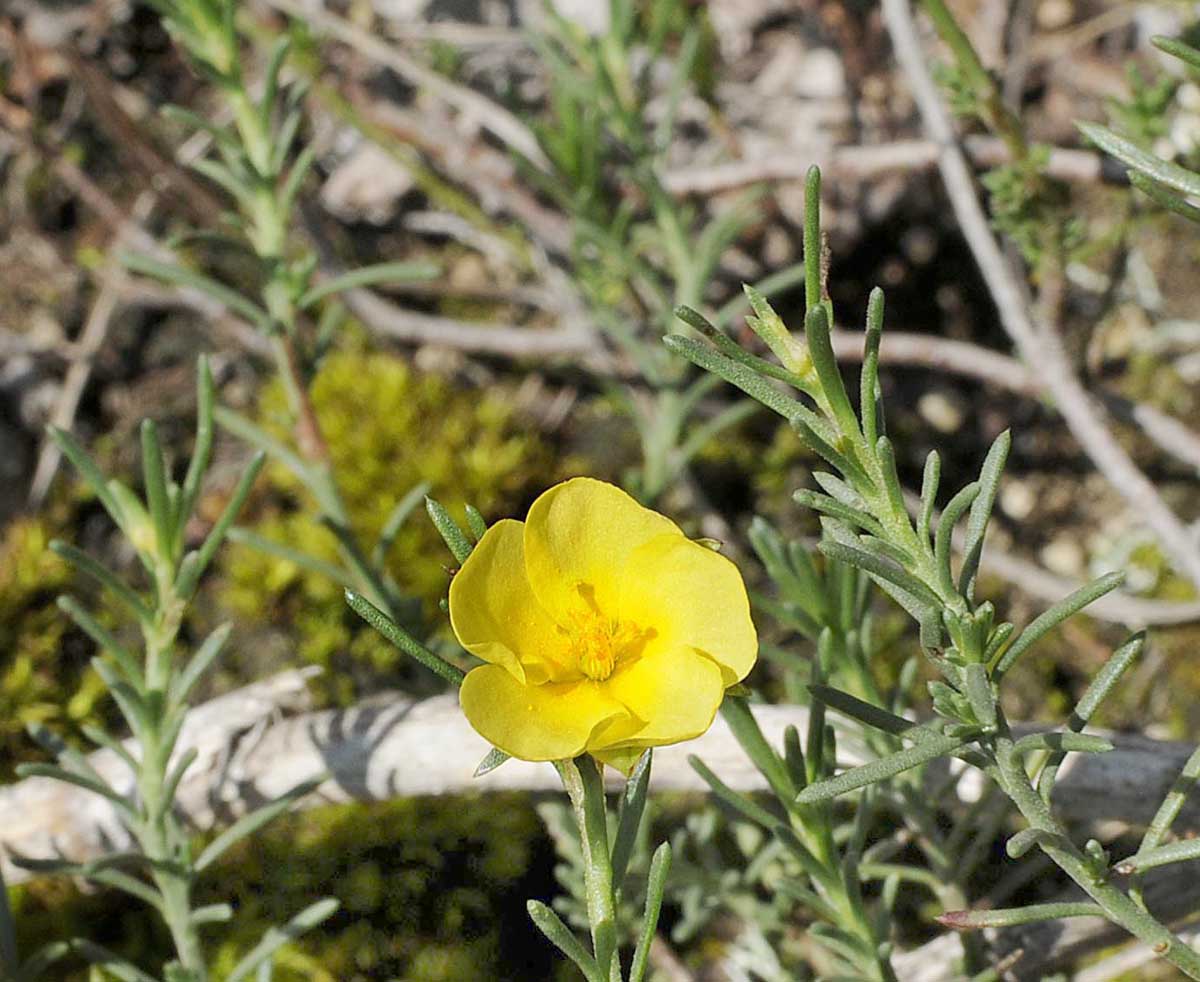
[450,478,757,774]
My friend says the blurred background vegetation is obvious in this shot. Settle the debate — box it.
[1,0,1199,977]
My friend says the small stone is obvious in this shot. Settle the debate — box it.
[1040,537,1085,578]
[917,391,965,434]
[1000,479,1036,521]
[1036,0,1073,31]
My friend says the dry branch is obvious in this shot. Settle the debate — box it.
[880,0,1200,591]
[5,679,1198,976]
[4,686,1196,879]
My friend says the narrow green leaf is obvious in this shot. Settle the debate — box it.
[918,450,941,549]
[962,663,997,732]
[425,497,473,565]
[346,590,465,686]
[720,698,795,803]
[794,490,884,537]
[629,843,671,982]
[958,430,1011,597]
[213,407,313,489]
[299,261,440,309]
[1005,827,1067,859]
[225,898,340,982]
[370,483,432,568]
[818,540,941,609]
[177,356,216,540]
[1116,838,1200,876]
[48,426,127,529]
[934,481,980,598]
[121,252,271,330]
[140,420,171,563]
[938,901,1103,931]
[804,306,861,441]
[663,335,806,420]
[688,755,779,828]
[226,527,357,589]
[473,747,510,778]
[175,451,265,599]
[1138,743,1200,860]
[80,723,138,772]
[803,165,823,314]
[1079,121,1200,198]
[992,572,1125,676]
[1014,731,1113,756]
[796,730,977,804]
[72,940,160,982]
[808,684,919,736]
[171,622,233,708]
[1129,170,1200,223]
[1073,632,1145,727]
[56,595,144,686]
[527,900,603,982]
[191,903,234,925]
[611,750,652,888]
[15,763,135,819]
[196,777,322,872]
[161,747,199,812]
[50,543,152,623]
[1152,34,1200,69]
[860,287,885,447]
[673,305,809,387]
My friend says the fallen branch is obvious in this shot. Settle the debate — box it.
[3,687,1195,885]
[881,0,1200,592]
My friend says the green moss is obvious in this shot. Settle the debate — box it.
[0,510,109,776]
[220,348,555,696]
[13,795,571,981]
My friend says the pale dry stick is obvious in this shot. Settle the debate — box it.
[1075,923,1200,982]
[901,486,1200,625]
[3,693,1196,881]
[662,136,1108,196]
[828,329,1200,475]
[881,0,1200,591]
[27,192,157,508]
[260,0,551,171]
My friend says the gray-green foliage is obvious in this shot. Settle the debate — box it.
[527,0,798,502]
[1081,35,1200,226]
[3,359,336,981]
[669,165,1200,979]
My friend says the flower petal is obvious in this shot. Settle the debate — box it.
[449,519,570,684]
[618,534,758,685]
[523,478,682,622]
[594,646,725,749]
[460,665,630,761]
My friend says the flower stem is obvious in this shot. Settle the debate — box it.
[560,757,622,981]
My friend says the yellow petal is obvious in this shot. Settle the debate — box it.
[449,519,570,684]
[523,478,681,622]
[460,665,629,761]
[594,645,725,749]
[618,533,758,686]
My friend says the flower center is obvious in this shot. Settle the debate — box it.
[567,609,641,681]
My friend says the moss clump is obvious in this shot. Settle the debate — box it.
[200,795,558,981]
[221,348,554,696]
[0,510,108,776]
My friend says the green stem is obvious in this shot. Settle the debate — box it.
[993,734,1200,978]
[561,757,622,981]
[136,644,205,976]
[918,0,1028,161]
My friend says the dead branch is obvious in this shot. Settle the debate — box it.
[880,0,1200,592]
[3,688,1195,879]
